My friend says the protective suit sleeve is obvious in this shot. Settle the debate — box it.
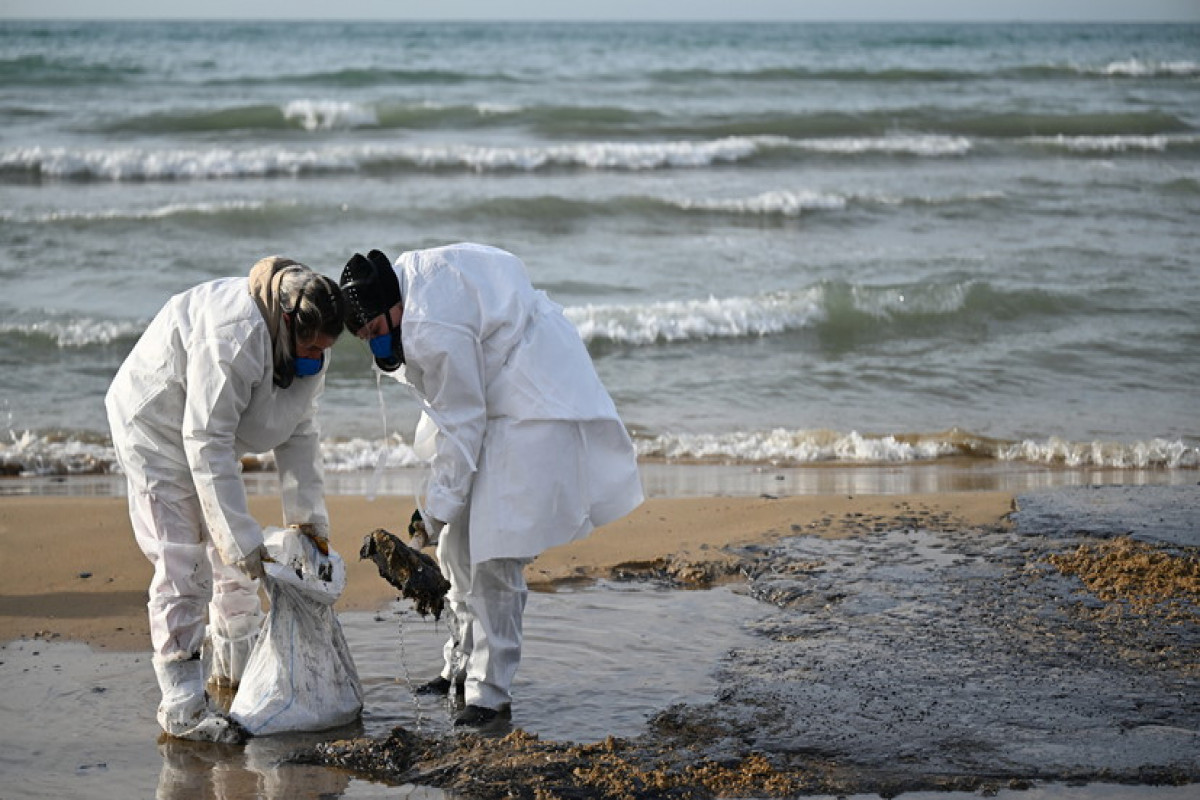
[181,331,264,566]
[272,375,331,533]
[406,320,487,527]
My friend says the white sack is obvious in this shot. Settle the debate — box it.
[229,527,363,736]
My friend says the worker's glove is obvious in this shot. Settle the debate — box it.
[407,508,444,549]
[289,522,330,555]
[234,544,270,581]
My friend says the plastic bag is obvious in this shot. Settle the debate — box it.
[229,527,363,736]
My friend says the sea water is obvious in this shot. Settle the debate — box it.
[1,20,1198,479]
[0,582,761,800]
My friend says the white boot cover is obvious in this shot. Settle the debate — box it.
[153,655,247,744]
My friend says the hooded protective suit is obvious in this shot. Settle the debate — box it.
[374,243,643,712]
[105,274,331,729]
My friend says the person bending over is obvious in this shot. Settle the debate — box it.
[340,243,643,728]
[106,258,344,742]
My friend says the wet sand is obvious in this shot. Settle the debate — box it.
[0,489,1011,650]
[2,481,1197,799]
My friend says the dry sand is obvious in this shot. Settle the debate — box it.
[0,490,1014,650]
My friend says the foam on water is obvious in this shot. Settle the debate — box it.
[282,100,378,131]
[2,426,1195,481]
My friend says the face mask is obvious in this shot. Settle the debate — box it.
[293,354,324,378]
[369,333,394,359]
[370,312,404,372]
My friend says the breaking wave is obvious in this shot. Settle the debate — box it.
[566,280,1075,348]
[2,427,1194,480]
[637,428,1200,469]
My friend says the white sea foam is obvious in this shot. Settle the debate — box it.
[1098,59,1200,77]
[393,137,765,171]
[789,135,972,157]
[673,189,847,216]
[637,429,1200,468]
[3,199,282,224]
[3,427,1195,478]
[2,316,143,347]
[1,145,357,180]
[0,134,973,181]
[282,99,378,130]
[638,429,958,464]
[997,437,1199,469]
[0,430,115,476]
[475,101,522,115]
[566,291,824,345]
[1026,134,1200,153]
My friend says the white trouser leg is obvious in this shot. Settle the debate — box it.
[205,543,263,688]
[128,487,212,660]
[436,520,472,685]
[465,557,529,710]
[436,514,530,708]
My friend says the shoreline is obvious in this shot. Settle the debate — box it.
[0,484,1016,651]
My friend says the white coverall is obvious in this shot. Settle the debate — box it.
[388,243,644,711]
[105,278,331,715]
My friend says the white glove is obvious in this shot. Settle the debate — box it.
[234,545,270,581]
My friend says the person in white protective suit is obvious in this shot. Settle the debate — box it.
[339,244,643,728]
[105,257,344,743]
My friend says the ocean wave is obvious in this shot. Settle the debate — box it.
[565,280,1071,347]
[568,292,825,346]
[651,61,1200,83]
[0,53,143,85]
[3,124,1187,183]
[0,135,974,182]
[0,199,292,225]
[213,66,514,88]
[0,144,359,181]
[87,99,1191,141]
[649,66,983,83]
[1023,133,1200,154]
[282,100,378,130]
[1096,59,1200,77]
[0,431,425,478]
[637,428,1200,469]
[4,427,1194,480]
[789,135,971,157]
[1,315,143,348]
[463,188,1004,224]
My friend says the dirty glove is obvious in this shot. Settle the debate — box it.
[234,544,270,581]
[289,521,330,555]
[407,509,444,549]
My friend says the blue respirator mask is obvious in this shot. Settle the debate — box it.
[367,310,404,372]
[293,354,324,378]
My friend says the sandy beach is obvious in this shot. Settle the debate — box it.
[3,481,1197,800]
[0,489,1013,650]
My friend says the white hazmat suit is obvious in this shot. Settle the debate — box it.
[105,275,332,740]
[371,243,644,713]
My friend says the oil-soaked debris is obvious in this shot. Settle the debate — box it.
[359,529,451,619]
[610,556,741,588]
[311,488,1200,798]
[306,726,811,800]
[1046,536,1199,622]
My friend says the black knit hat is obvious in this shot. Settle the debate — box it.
[340,250,400,334]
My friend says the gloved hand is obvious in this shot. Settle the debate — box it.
[289,521,330,555]
[407,508,444,549]
[234,544,270,581]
